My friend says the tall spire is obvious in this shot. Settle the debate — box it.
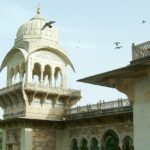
[37,3,40,15]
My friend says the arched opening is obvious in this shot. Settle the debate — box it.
[14,65,20,83]
[71,139,79,150]
[32,63,41,84]
[43,65,51,85]
[80,138,89,150]
[102,130,120,150]
[20,63,25,81]
[123,136,134,150]
[54,67,62,87]
[90,137,99,150]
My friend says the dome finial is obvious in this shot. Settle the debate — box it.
[37,3,40,14]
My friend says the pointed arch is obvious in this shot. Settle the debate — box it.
[80,138,89,150]
[101,129,120,150]
[43,64,51,85]
[32,62,41,83]
[90,137,99,150]
[54,67,62,87]
[122,136,134,150]
[71,138,79,150]
[14,65,20,83]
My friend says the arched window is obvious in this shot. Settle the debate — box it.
[80,138,89,150]
[90,137,99,150]
[20,63,25,81]
[54,67,62,87]
[71,139,79,150]
[123,136,134,150]
[43,65,51,85]
[32,63,41,84]
[102,130,120,150]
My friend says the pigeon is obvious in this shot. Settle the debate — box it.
[114,42,121,46]
[115,46,122,49]
[41,21,56,30]
[142,20,146,24]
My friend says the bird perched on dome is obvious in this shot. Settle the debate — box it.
[41,21,56,30]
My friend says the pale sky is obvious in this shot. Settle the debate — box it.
[0,0,150,117]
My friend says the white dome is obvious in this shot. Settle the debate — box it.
[16,14,58,41]
[14,7,59,51]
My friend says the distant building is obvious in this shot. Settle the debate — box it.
[0,6,149,150]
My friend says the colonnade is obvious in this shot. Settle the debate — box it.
[8,62,66,88]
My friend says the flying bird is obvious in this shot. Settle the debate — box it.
[115,46,122,49]
[114,42,121,46]
[142,20,146,24]
[41,21,56,30]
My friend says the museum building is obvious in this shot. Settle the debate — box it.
[0,6,150,150]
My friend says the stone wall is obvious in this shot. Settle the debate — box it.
[32,127,56,150]
[69,123,133,150]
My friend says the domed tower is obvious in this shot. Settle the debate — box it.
[0,6,81,150]
[0,6,81,120]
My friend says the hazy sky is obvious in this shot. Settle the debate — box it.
[0,0,150,115]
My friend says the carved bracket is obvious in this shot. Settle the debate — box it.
[40,93,49,106]
[115,78,135,102]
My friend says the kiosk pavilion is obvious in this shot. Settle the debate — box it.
[0,6,150,150]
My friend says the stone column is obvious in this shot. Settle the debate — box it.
[134,76,150,150]
[62,68,67,88]
[7,74,13,86]
[115,76,150,150]
[25,59,33,83]
[40,66,44,84]
[2,129,6,150]
[51,67,55,87]
[20,128,32,150]
[20,71,24,82]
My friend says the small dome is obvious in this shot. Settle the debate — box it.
[14,6,58,50]
[16,15,58,41]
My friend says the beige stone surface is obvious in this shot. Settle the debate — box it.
[0,6,81,121]
[134,76,150,150]
[32,128,56,150]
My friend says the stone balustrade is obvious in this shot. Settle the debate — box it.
[0,82,81,97]
[132,41,150,60]
[23,82,80,96]
[66,99,132,119]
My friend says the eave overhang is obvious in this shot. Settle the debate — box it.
[78,56,150,88]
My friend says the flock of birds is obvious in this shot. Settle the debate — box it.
[41,19,147,50]
[114,42,122,49]
[113,19,146,50]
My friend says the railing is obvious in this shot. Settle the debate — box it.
[67,99,131,115]
[0,82,81,97]
[23,82,81,97]
[132,41,150,60]
[0,82,22,95]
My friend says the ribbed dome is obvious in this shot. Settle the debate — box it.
[14,6,59,51]
[16,14,58,42]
